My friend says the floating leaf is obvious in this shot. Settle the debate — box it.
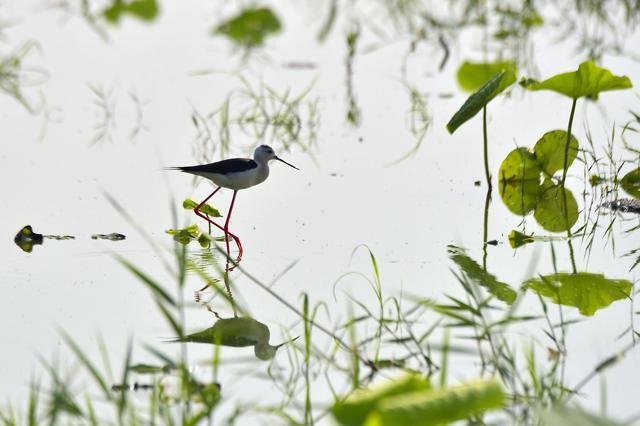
[499,147,541,181]
[521,61,632,100]
[198,233,212,248]
[364,380,505,426]
[508,230,534,248]
[182,199,198,209]
[448,246,517,304]
[620,168,640,198]
[533,130,579,175]
[533,185,578,232]
[523,272,632,316]
[332,374,431,426]
[14,225,43,253]
[103,0,159,23]
[447,70,516,134]
[498,148,542,215]
[129,364,171,374]
[214,7,281,48]
[456,60,517,92]
[183,199,222,217]
[166,224,200,244]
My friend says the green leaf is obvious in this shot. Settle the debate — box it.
[183,199,222,217]
[448,246,517,304]
[620,168,640,198]
[214,7,281,48]
[129,364,171,374]
[446,70,517,134]
[332,374,431,426]
[543,404,624,426]
[533,185,578,232]
[456,60,517,92]
[364,380,505,426]
[508,230,534,248]
[182,199,198,210]
[103,0,159,24]
[498,148,543,215]
[166,224,201,244]
[523,272,632,316]
[533,130,579,175]
[521,61,632,100]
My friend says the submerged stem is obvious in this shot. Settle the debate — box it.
[482,187,490,271]
[483,106,492,191]
[561,98,578,187]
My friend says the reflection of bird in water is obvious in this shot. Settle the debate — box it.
[168,145,299,263]
[173,317,297,361]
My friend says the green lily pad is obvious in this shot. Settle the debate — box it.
[363,380,505,426]
[522,272,632,316]
[498,147,541,181]
[620,168,640,198]
[521,61,632,100]
[448,245,517,304]
[103,0,159,23]
[332,374,431,426]
[456,60,517,92]
[214,7,281,48]
[498,148,542,215]
[533,185,578,232]
[446,70,517,134]
[533,130,579,176]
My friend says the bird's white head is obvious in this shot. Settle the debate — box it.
[254,145,299,170]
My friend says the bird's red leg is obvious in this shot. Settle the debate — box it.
[223,191,243,262]
[193,187,242,262]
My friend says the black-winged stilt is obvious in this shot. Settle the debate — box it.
[169,145,299,261]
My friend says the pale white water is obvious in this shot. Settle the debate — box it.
[1,0,639,422]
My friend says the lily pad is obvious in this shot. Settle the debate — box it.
[332,374,431,426]
[448,245,517,304]
[521,61,632,100]
[620,168,640,198]
[533,185,578,232]
[522,272,632,316]
[498,148,542,215]
[103,0,159,23]
[446,70,517,134]
[533,130,579,176]
[498,147,541,181]
[214,7,281,48]
[456,60,517,92]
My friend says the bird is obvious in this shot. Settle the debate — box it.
[171,316,298,361]
[168,145,299,262]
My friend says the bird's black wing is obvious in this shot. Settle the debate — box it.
[171,158,258,175]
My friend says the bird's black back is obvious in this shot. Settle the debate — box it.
[173,158,258,175]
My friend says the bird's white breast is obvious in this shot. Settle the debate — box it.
[200,165,269,190]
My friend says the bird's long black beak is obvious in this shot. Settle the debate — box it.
[276,156,300,170]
